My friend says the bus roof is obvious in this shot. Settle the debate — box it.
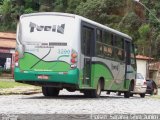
[20,12,132,40]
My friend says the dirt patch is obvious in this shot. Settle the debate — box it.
[0,86,41,95]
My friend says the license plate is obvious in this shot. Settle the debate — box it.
[38,75,49,80]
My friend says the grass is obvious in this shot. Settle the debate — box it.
[0,81,32,89]
[0,80,41,95]
[149,95,160,99]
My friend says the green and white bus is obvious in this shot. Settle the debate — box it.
[14,12,137,98]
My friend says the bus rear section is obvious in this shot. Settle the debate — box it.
[14,13,80,96]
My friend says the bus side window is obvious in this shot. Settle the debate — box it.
[103,31,113,58]
[81,27,86,55]
[96,29,102,42]
[104,31,112,45]
[96,29,103,57]
[82,26,94,56]
[125,41,131,65]
[131,44,136,69]
[114,36,124,61]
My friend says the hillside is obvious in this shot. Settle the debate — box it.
[0,0,160,58]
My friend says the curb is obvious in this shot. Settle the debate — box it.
[0,87,41,95]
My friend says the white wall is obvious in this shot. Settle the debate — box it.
[137,59,148,79]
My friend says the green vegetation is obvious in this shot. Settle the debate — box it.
[0,67,2,76]
[149,95,160,99]
[0,81,31,88]
[0,0,160,58]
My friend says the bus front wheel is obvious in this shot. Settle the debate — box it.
[42,87,60,97]
[124,81,134,98]
[124,84,132,98]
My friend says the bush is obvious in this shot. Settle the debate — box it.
[0,67,3,76]
[3,69,11,74]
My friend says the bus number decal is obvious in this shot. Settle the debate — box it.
[58,49,70,55]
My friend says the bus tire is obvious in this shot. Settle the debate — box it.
[42,87,60,97]
[42,86,49,96]
[124,84,132,98]
[48,87,60,97]
[92,80,102,98]
[124,81,134,98]
[84,80,102,98]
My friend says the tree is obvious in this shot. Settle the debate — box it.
[39,0,54,12]
[53,0,67,12]
[76,0,108,24]
[0,0,12,31]
[66,0,82,13]
[136,24,150,55]
[0,0,159,59]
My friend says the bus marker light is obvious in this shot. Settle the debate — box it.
[15,51,19,63]
[15,51,19,56]
[71,53,77,58]
[71,58,76,63]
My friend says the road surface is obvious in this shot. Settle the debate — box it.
[0,90,160,115]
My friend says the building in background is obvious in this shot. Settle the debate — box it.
[149,62,160,87]
[0,32,16,76]
[136,55,150,79]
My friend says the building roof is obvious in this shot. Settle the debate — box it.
[0,39,16,48]
[0,32,16,39]
[0,32,16,49]
[136,55,152,60]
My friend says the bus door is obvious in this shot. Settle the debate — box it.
[124,40,136,88]
[82,25,95,86]
[124,40,131,88]
[125,41,131,71]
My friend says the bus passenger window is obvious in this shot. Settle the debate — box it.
[82,26,94,56]
[104,45,113,57]
[114,37,124,61]
[96,42,103,57]
[104,31,112,45]
[96,29,103,57]
[131,44,136,69]
[96,29,102,42]
[115,36,123,49]
[118,49,124,61]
